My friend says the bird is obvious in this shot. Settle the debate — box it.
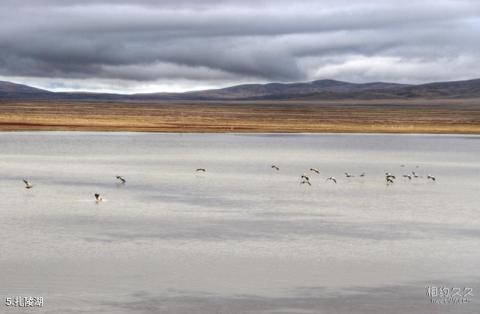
[402,174,412,180]
[359,172,365,177]
[427,175,436,181]
[94,193,103,202]
[310,168,320,174]
[116,175,126,183]
[195,168,206,172]
[344,172,354,178]
[326,177,337,184]
[301,174,310,181]
[412,171,419,178]
[385,172,396,183]
[23,179,33,189]
[300,180,312,186]
[271,165,280,171]
[385,172,396,180]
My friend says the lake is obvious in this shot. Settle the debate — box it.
[0,132,479,313]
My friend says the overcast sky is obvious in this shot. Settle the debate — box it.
[1,0,479,93]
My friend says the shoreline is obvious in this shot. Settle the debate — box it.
[1,126,478,134]
[1,131,479,138]
[1,99,479,134]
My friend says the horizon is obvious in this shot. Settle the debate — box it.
[1,1,479,93]
[3,76,480,95]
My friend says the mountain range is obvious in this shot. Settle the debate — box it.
[1,78,480,101]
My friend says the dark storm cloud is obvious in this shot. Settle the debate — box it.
[0,0,479,92]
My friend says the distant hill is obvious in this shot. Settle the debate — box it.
[180,80,410,100]
[394,78,480,98]
[1,78,480,101]
[0,80,52,97]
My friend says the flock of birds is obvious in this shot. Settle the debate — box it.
[270,164,436,187]
[262,164,434,186]
[20,165,436,203]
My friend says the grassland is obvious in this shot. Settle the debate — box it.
[0,98,479,133]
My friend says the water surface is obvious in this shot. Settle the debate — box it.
[0,132,479,313]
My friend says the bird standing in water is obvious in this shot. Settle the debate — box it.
[94,193,103,202]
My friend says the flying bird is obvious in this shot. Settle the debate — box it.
[402,174,412,180]
[301,174,310,181]
[310,168,320,174]
[412,171,419,178]
[326,177,337,184]
[427,175,436,181]
[385,172,396,180]
[300,180,312,186]
[196,168,206,172]
[23,179,33,189]
[359,172,366,177]
[271,165,280,171]
[116,175,126,183]
[385,172,396,184]
[344,172,354,178]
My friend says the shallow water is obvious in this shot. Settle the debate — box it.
[0,132,479,313]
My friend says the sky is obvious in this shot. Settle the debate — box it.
[1,0,479,93]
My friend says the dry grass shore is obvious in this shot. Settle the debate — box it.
[0,98,479,133]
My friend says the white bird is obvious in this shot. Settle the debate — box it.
[386,177,394,184]
[344,172,354,178]
[23,179,33,189]
[427,175,436,181]
[326,177,337,184]
[94,193,103,202]
[402,174,412,180]
[271,165,280,171]
[116,175,126,183]
[412,171,419,178]
[310,168,320,174]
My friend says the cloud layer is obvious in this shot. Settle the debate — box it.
[1,0,479,92]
